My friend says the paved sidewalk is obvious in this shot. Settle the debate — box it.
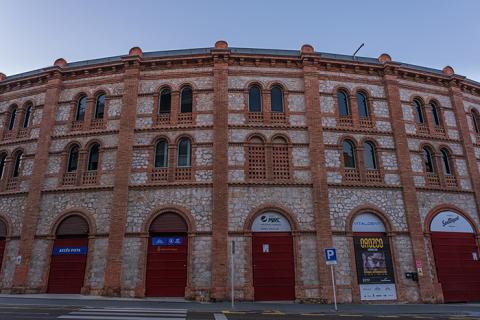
[0,294,479,316]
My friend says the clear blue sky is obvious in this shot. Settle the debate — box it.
[1,0,479,81]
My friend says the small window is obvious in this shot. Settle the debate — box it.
[270,86,284,113]
[0,153,6,180]
[472,109,480,134]
[155,140,168,168]
[337,90,350,116]
[180,86,193,113]
[177,138,191,167]
[12,151,23,177]
[414,99,425,124]
[343,140,356,168]
[440,149,452,175]
[159,88,171,113]
[8,106,17,131]
[23,104,32,128]
[87,144,100,171]
[76,95,87,121]
[94,94,106,119]
[248,85,262,112]
[67,145,80,172]
[357,92,369,118]
[363,142,377,170]
[431,102,441,126]
[423,147,434,173]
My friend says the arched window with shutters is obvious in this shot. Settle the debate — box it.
[363,141,377,170]
[12,151,23,178]
[67,145,80,172]
[180,86,193,113]
[0,153,6,180]
[423,147,435,173]
[343,140,356,168]
[270,86,284,113]
[357,92,369,118]
[177,138,191,167]
[7,105,17,131]
[76,95,87,121]
[248,85,262,112]
[87,144,99,171]
[414,99,425,124]
[440,148,452,175]
[23,104,32,128]
[271,136,290,180]
[158,88,171,114]
[471,109,480,134]
[337,90,350,116]
[155,140,168,168]
[94,93,106,119]
[247,136,266,180]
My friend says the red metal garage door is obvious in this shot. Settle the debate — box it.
[252,232,295,301]
[47,238,88,294]
[145,234,188,297]
[431,232,480,302]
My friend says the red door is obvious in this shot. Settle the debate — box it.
[252,232,295,301]
[47,238,88,294]
[145,234,188,297]
[431,232,480,302]
[0,239,5,272]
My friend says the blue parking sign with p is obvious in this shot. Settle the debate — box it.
[324,248,337,265]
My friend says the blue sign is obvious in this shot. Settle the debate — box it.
[324,248,337,265]
[53,246,88,256]
[152,237,184,246]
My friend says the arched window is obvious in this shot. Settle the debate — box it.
[158,88,171,113]
[423,147,435,173]
[87,144,100,171]
[56,215,89,238]
[357,92,369,118]
[248,85,262,112]
[270,86,284,113]
[440,148,452,175]
[12,151,23,177]
[430,102,441,126]
[76,95,87,121]
[67,145,80,172]
[180,86,193,113]
[363,141,377,170]
[0,153,6,180]
[94,93,106,119]
[155,140,168,168]
[7,106,17,131]
[472,109,480,134]
[337,90,350,116]
[247,136,266,180]
[414,99,425,124]
[343,140,356,168]
[177,138,191,167]
[272,136,290,180]
[22,104,32,128]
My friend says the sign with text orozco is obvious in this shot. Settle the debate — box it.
[252,212,291,232]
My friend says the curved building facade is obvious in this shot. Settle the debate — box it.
[0,41,480,303]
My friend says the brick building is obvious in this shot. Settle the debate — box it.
[0,41,480,303]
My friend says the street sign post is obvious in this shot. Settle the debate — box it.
[324,248,338,311]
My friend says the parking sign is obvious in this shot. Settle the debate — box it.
[324,248,337,265]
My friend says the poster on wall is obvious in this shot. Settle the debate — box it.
[353,235,397,301]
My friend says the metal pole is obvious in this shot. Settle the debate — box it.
[331,264,337,311]
[231,240,235,309]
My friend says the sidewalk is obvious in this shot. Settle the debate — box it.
[0,294,479,316]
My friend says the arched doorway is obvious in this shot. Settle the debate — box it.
[0,219,6,273]
[352,212,397,301]
[145,212,188,297]
[429,210,480,302]
[47,215,89,293]
[252,211,295,301]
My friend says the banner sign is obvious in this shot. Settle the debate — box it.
[52,246,88,255]
[353,235,396,300]
[430,211,474,233]
[151,237,184,246]
[252,212,291,232]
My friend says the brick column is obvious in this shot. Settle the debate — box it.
[209,41,230,300]
[12,66,64,291]
[103,49,141,296]
[301,45,334,301]
[380,58,439,302]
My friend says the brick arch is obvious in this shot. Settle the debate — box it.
[64,140,83,152]
[174,134,194,145]
[339,135,358,147]
[73,92,88,102]
[7,104,18,112]
[332,85,352,96]
[84,139,103,151]
[427,98,442,107]
[410,95,426,105]
[270,133,290,144]
[244,80,264,91]
[142,206,196,233]
[150,135,171,145]
[0,213,13,237]
[49,208,97,236]
[20,100,34,110]
[419,142,436,153]
[354,87,372,98]
[423,204,479,235]
[178,82,197,92]
[246,132,267,143]
[266,81,288,93]
[345,205,394,233]
[93,89,109,99]
[243,204,300,232]
[155,84,173,93]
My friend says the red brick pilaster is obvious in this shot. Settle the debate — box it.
[12,69,63,291]
[102,53,141,296]
[301,45,334,301]
[210,41,230,300]
[381,66,439,303]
